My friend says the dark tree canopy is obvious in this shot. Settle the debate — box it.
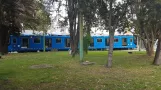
[0,0,51,56]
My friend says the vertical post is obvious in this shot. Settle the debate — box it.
[79,12,83,62]
[43,32,45,52]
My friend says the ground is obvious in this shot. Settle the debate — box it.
[0,51,161,90]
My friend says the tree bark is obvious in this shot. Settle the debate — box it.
[146,46,154,56]
[1,25,9,54]
[153,35,161,65]
[68,0,79,57]
[2,28,9,54]
[0,27,2,58]
[107,31,114,68]
[142,39,154,56]
[106,0,113,68]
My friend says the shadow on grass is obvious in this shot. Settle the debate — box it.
[0,71,18,90]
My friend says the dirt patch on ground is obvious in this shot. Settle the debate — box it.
[81,61,96,65]
[29,64,54,69]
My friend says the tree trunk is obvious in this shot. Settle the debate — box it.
[146,46,154,56]
[2,29,9,54]
[142,39,154,56]
[1,25,9,55]
[70,20,79,57]
[106,0,113,68]
[107,31,114,68]
[0,27,2,58]
[153,35,161,65]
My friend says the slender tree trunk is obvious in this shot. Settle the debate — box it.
[106,0,114,68]
[0,28,2,58]
[153,35,161,65]
[107,31,114,68]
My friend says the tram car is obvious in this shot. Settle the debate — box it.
[89,35,136,50]
[8,35,136,52]
[8,35,71,52]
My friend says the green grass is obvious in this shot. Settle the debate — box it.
[0,51,161,90]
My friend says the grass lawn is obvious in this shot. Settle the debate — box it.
[0,51,161,90]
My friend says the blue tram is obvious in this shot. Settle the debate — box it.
[89,35,136,50]
[8,35,136,52]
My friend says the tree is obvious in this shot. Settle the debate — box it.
[52,0,97,57]
[0,0,51,58]
[82,0,97,54]
[128,0,159,56]
[154,34,161,65]
[97,0,129,68]
[128,0,161,65]
[152,1,161,65]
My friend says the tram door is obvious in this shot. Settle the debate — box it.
[45,38,52,48]
[65,38,70,47]
[105,38,109,46]
[12,38,18,50]
[122,38,127,46]
[21,38,29,48]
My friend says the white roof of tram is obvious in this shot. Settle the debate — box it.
[21,30,133,36]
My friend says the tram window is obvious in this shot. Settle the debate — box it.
[130,38,133,42]
[97,38,102,42]
[114,38,118,42]
[34,37,40,43]
[90,39,94,47]
[13,38,17,44]
[65,38,70,47]
[56,38,61,43]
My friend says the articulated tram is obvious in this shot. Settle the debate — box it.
[8,35,137,52]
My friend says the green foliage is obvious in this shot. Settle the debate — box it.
[83,33,91,54]
[127,0,161,56]
[0,0,51,33]
[23,0,51,32]
[97,0,129,31]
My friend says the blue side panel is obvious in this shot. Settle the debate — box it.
[113,36,122,48]
[30,36,43,51]
[52,35,70,50]
[18,35,43,51]
[52,36,63,50]
[8,35,21,52]
[93,36,106,49]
